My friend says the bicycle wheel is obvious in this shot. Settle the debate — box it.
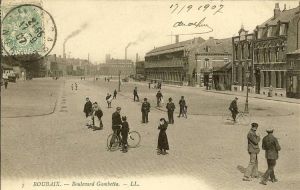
[106,133,120,151]
[128,131,141,148]
[237,113,251,126]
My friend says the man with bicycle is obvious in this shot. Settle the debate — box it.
[110,107,122,149]
[229,97,239,122]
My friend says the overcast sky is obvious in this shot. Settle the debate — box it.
[39,0,299,63]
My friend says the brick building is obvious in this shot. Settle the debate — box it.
[286,50,300,98]
[253,3,300,97]
[232,28,255,92]
[98,58,135,76]
[135,61,145,79]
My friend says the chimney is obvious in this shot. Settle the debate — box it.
[274,3,280,18]
[175,35,179,43]
[136,53,139,62]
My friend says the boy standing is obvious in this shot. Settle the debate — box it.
[121,116,130,153]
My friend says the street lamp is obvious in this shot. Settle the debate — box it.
[118,70,121,92]
[244,70,250,113]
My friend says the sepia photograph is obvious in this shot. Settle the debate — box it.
[1,0,300,190]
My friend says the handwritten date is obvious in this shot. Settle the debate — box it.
[170,3,224,15]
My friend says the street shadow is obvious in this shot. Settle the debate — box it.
[237,165,264,177]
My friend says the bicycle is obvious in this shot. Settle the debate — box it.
[222,111,251,126]
[107,130,141,151]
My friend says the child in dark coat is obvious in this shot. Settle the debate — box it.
[157,118,169,155]
[121,116,130,153]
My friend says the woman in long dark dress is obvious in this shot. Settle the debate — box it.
[157,118,169,155]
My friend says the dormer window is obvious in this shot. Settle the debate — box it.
[267,27,273,37]
[279,24,287,36]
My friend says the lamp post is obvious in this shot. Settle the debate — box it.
[244,70,250,113]
[118,70,121,92]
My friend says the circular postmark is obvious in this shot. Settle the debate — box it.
[1,4,57,62]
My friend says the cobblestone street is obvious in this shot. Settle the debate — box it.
[1,78,300,190]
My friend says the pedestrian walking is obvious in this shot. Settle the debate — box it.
[243,123,260,181]
[229,97,239,122]
[92,102,103,130]
[148,82,151,89]
[166,97,175,124]
[113,89,117,99]
[156,90,163,107]
[4,80,8,89]
[83,97,93,127]
[178,96,186,118]
[133,87,139,102]
[75,83,78,90]
[109,107,122,150]
[157,118,169,155]
[121,116,129,153]
[106,93,113,108]
[141,98,150,123]
[260,129,281,185]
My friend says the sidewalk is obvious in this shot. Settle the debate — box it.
[130,80,300,104]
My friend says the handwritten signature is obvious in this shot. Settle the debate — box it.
[173,17,213,34]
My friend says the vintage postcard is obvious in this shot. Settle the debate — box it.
[1,0,300,190]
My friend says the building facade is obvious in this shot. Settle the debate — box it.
[232,28,255,93]
[98,63,135,76]
[286,50,300,98]
[135,61,145,79]
[253,3,300,97]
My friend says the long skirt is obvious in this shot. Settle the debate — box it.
[157,130,169,150]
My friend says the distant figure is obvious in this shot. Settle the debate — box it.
[260,129,281,185]
[71,84,73,90]
[178,96,186,118]
[229,97,239,122]
[83,97,93,127]
[92,102,103,130]
[268,85,273,97]
[4,80,8,89]
[107,78,110,82]
[141,98,150,123]
[243,123,260,181]
[166,97,175,124]
[133,87,139,102]
[121,116,130,153]
[75,83,78,90]
[157,118,169,155]
[148,82,151,89]
[106,93,113,108]
[156,90,163,107]
[113,89,117,99]
[105,77,107,82]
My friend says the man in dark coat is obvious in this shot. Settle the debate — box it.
[156,90,163,107]
[260,129,281,185]
[121,116,129,153]
[83,97,93,126]
[133,87,139,102]
[166,97,175,124]
[229,97,239,122]
[109,107,122,149]
[178,96,186,117]
[141,98,150,123]
[243,123,260,181]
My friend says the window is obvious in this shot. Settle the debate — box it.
[275,48,279,62]
[258,28,263,39]
[281,71,285,88]
[268,50,271,62]
[279,24,287,36]
[235,44,238,59]
[290,60,295,68]
[241,44,244,59]
[248,43,251,59]
[267,27,273,37]
[275,71,279,88]
[235,66,239,83]
[204,58,209,68]
[263,49,267,63]
[268,71,272,87]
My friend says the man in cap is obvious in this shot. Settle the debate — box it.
[166,97,175,124]
[260,129,281,185]
[178,96,186,118]
[229,97,239,122]
[141,98,151,123]
[109,107,122,149]
[83,97,93,126]
[243,123,260,181]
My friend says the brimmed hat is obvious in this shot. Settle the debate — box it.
[266,128,274,133]
[251,123,258,128]
[116,107,121,111]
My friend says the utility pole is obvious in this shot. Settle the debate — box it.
[118,70,121,92]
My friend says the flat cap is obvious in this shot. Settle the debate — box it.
[266,128,274,133]
[251,123,258,128]
[116,107,121,111]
